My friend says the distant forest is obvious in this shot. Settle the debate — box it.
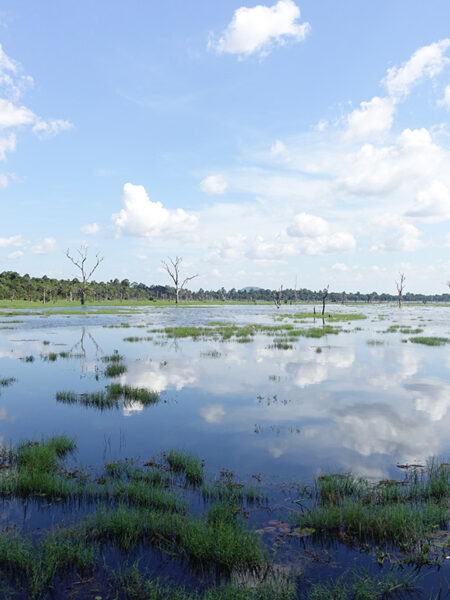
[1,271,449,304]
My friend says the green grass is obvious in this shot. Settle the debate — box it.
[0,377,16,386]
[113,563,295,599]
[306,569,417,600]
[409,336,450,346]
[101,352,124,362]
[296,464,449,547]
[104,362,127,377]
[123,336,153,342]
[56,384,159,410]
[166,449,204,485]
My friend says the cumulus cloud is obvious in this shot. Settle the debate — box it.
[7,250,23,259]
[0,234,24,247]
[31,237,57,254]
[0,44,72,164]
[200,174,228,194]
[199,404,226,424]
[287,213,356,254]
[384,39,450,98]
[346,96,395,139]
[112,182,198,239]
[270,139,287,155]
[32,118,73,139]
[373,223,423,252]
[81,222,100,235]
[406,180,450,222]
[209,0,310,58]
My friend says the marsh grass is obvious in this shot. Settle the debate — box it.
[306,569,418,600]
[56,384,159,410]
[104,362,127,377]
[409,336,450,346]
[166,450,204,485]
[296,463,449,547]
[113,563,295,599]
[123,336,153,342]
[102,352,124,362]
[0,377,16,386]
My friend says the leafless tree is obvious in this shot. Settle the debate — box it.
[162,256,198,305]
[321,285,329,315]
[274,285,283,309]
[396,272,406,308]
[66,246,104,306]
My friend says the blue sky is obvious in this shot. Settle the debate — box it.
[1,0,450,293]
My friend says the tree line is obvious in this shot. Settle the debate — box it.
[1,270,450,304]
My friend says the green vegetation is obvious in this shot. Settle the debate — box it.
[56,384,159,410]
[409,336,450,346]
[123,335,153,342]
[296,463,449,547]
[104,362,127,377]
[0,377,16,387]
[306,570,417,600]
[166,449,204,485]
[102,352,124,362]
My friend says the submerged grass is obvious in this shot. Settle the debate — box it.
[296,463,449,547]
[409,336,450,346]
[56,384,159,410]
[166,449,204,485]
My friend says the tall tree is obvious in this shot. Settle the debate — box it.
[396,273,406,308]
[161,256,198,305]
[66,246,104,306]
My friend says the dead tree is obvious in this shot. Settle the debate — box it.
[321,285,329,315]
[396,273,406,308]
[66,246,104,306]
[274,285,283,309]
[162,256,198,305]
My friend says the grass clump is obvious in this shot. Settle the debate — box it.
[0,377,16,387]
[306,569,417,600]
[166,449,204,485]
[409,336,450,346]
[56,384,159,410]
[104,362,127,377]
[102,351,124,362]
[296,464,449,548]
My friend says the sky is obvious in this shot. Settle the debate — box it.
[1,0,450,294]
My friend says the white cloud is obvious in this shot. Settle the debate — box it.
[81,222,100,235]
[112,182,198,239]
[0,133,16,160]
[384,39,450,98]
[0,98,34,129]
[287,213,356,255]
[199,404,226,424]
[31,237,57,254]
[0,234,24,248]
[406,180,450,222]
[200,174,228,194]
[7,250,23,259]
[438,84,450,110]
[32,118,72,139]
[210,0,310,58]
[270,139,287,155]
[373,223,423,252]
[346,96,395,138]
[332,262,349,272]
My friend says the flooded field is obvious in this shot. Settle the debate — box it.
[0,303,449,599]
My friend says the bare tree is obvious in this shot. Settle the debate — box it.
[162,256,198,305]
[274,285,283,309]
[396,272,406,308]
[321,285,329,315]
[66,246,104,306]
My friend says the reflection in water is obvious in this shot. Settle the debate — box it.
[0,305,449,479]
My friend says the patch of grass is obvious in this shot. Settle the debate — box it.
[104,362,127,377]
[0,377,16,387]
[56,384,159,410]
[24,355,35,362]
[200,350,222,358]
[306,569,417,600]
[366,339,384,345]
[101,352,124,362]
[123,336,153,342]
[409,336,450,346]
[166,449,204,485]
[41,352,58,361]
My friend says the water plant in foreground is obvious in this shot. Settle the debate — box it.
[409,336,450,346]
[166,449,204,485]
[104,362,127,377]
[56,384,159,410]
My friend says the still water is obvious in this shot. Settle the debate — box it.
[1,303,449,482]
